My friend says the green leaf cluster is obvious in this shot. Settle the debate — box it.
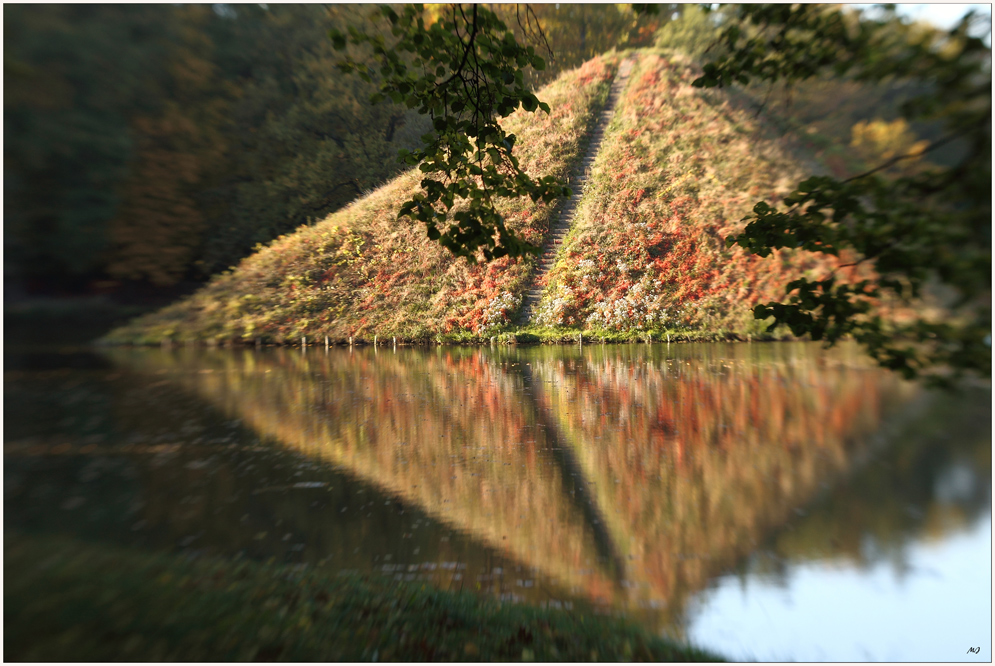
[697,4,991,384]
[331,4,568,262]
[4,5,430,290]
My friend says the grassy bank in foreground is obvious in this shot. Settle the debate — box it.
[5,533,723,662]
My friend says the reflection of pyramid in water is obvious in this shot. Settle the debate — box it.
[112,347,622,604]
[527,344,912,615]
[111,343,912,618]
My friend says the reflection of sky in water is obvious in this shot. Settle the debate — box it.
[688,513,992,662]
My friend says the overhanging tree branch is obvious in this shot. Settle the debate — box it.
[330,3,561,262]
[699,3,991,384]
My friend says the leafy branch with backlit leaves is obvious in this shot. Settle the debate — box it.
[695,4,991,385]
[330,4,568,263]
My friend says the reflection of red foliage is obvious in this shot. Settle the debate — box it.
[535,351,901,611]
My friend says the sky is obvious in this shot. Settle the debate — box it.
[853,3,992,44]
[891,3,991,29]
[853,3,992,30]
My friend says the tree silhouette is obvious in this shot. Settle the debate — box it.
[695,4,990,383]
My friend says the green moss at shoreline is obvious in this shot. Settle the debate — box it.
[98,325,796,348]
[5,533,722,662]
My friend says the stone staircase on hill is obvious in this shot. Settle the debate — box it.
[517,56,636,326]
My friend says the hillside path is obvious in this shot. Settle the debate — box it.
[517,55,636,325]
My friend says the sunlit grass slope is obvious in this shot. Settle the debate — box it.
[109,49,857,346]
[105,56,620,345]
[534,52,843,337]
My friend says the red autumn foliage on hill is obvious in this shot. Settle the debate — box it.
[107,51,869,346]
[107,57,618,344]
[535,53,843,335]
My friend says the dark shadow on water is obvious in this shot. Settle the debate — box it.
[518,360,629,589]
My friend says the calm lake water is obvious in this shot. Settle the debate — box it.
[5,341,991,661]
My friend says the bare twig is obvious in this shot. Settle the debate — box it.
[527,4,555,61]
[439,4,478,90]
[753,80,776,117]
[512,3,554,62]
[843,130,964,183]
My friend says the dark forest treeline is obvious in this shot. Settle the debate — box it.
[5,3,950,304]
[5,4,427,294]
[4,4,665,300]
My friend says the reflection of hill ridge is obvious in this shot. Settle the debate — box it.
[766,387,992,569]
[518,361,628,590]
[109,347,621,605]
[526,344,914,624]
[108,343,925,628]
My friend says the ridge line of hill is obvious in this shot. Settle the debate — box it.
[104,51,848,347]
[518,56,637,325]
[102,56,622,346]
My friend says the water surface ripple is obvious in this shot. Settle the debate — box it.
[5,342,990,660]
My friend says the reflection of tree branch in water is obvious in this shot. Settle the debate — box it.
[515,361,628,593]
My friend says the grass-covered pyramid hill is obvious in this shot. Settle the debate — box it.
[107,50,844,347]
